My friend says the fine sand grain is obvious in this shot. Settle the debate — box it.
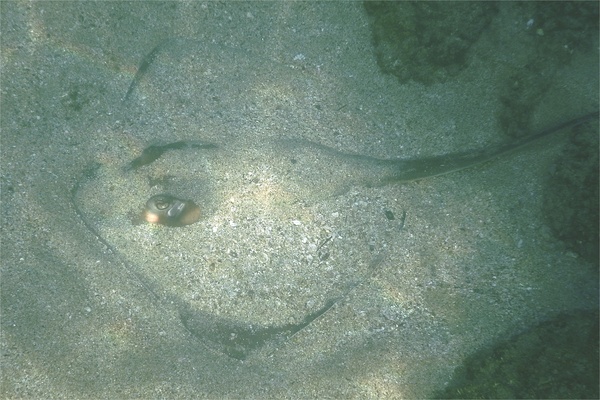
[2,2,597,398]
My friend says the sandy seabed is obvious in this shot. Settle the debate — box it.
[1,2,597,398]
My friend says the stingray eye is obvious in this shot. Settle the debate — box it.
[153,197,172,210]
[143,194,201,227]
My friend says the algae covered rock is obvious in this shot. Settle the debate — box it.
[364,1,497,84]
[436,310,599,399]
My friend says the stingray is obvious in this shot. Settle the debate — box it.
[72,38,598,360]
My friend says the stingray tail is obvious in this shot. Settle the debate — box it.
[377,111,599,184]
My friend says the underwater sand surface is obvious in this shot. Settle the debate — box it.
[2,2,598,398]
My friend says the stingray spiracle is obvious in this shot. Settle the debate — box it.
[143,194,201,227]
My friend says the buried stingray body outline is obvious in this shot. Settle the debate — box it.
[72,113,599,360]
[72,39,599,360]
